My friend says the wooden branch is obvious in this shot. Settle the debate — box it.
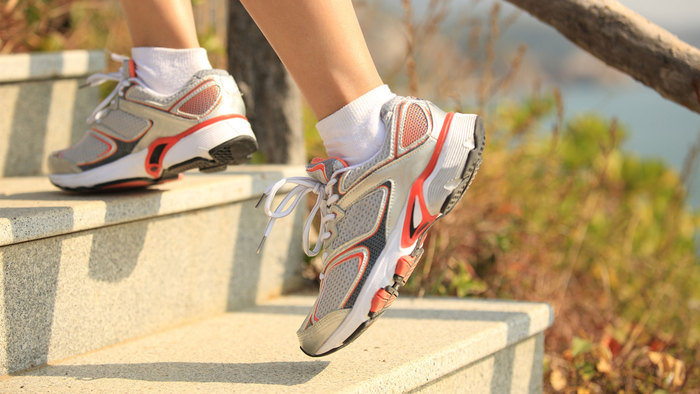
[504,0,700,115]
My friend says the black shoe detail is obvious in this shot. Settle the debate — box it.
[149,143,167,165]
[209,135,258,165]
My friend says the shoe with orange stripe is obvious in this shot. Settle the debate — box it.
[48,54,257,191]
[259,96,484,356]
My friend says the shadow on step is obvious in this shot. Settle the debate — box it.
[1,190,162,374]
[16,361,329,385]
[252,303,538,392]
[1,68,88,177]
[0,169,298,375]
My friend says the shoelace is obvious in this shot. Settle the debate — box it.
[256,175,343,259]
[83,53,138,124]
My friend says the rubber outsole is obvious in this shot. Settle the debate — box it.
[52,135,258,192]
[307,115,486,357]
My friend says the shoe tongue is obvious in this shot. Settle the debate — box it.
[306,158,347,183]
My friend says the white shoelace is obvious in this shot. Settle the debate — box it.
[83,54,138,124]
[257,175,343,258]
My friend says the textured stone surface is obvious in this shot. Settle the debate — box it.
[0,296,552,392]
[0,166,303,246]
[0,50,105,177]
[413,334,544,393]
[0,168,307,375]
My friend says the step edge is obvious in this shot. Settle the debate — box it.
[343,301,553,393]
[0,166,304,246]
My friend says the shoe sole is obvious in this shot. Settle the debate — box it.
[50,117,258,192]
[304,113,485,357]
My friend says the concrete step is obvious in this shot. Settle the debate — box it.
[0,50,105,177]
[0,166,305,375]
[0,295,553,393]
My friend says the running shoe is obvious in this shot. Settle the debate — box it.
[258,96,485,356]
[48,54,257,191]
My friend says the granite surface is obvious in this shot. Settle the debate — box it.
[0,166,304,246]
[0,50,106,177]
[0,295,553,393]
[0,186,305,375]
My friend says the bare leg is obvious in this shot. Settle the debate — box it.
[119,0,200,48]
[240,0,383,119]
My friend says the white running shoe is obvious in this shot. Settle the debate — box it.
[259,96,485,356]
[49,55,257,191]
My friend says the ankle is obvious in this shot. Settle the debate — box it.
[131,47,212,96]
[316,85,396,165]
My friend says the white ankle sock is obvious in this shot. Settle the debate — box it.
[316,85,396,166]
[131,47,212,96]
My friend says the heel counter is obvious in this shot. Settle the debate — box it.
[218,73,247,117]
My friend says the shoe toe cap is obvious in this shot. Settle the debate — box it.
[297,308,350,356]
[48,151,81,175]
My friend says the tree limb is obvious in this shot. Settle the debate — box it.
[504,0,700,115]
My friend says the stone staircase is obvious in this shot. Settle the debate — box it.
[0,50,553,392]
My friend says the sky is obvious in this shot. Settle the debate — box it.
[449,0,700,43]
[618,0,700,30]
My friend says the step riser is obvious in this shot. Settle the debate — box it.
[0,51,104,177]
[0,198,303,375]
[413,334,544,393]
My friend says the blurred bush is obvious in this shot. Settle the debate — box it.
[0,0,225,67]
[0,0,130,54]
[416,94,700,392]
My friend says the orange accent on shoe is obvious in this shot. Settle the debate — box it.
[144,114,247,178]
[308,157,348,183]
[370,288,396,314]
[128,59,136,78]
[102,180,153,189]
[307,162,329,182]
[395,255,418,279]
[400,112,455,248]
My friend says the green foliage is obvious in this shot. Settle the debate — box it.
[571,337,593,358]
